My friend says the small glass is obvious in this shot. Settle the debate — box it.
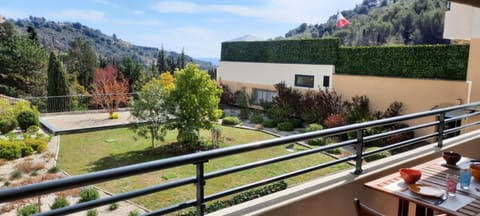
[446,174,459,197]
[460,168,472,189]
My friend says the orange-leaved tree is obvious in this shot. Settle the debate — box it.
[91,64,129,116]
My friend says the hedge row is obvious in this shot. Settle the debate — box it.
[336,44,469,80]
[221,38,469,81]
[181,181,288,215]
[221,38,340,65]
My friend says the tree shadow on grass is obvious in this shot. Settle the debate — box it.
[87,142,203,172]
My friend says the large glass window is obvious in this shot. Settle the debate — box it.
[294,75,314,88]
[252,89,277,104]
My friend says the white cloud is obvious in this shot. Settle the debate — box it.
[90,0,119,8]
[152,1,199,13]
[54,9,106,22]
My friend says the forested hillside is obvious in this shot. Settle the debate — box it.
[12,17,213,69]
[285,0,449,45]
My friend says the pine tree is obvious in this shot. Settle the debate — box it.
[47,52,71,112]
[157,45,167,73]
[177,47,186,69]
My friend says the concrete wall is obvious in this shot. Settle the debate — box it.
[444,2,480,40]
[217,61,334,91]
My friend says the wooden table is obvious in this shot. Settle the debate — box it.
[364,157,480,216]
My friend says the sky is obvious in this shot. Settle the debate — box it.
[0,0,362,59]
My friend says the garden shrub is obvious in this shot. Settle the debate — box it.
[305,124,324,146]
[109,203,119,211]
[222,116,240,125]
[108,113,119,119]
[48,166,60,173]
[51,196,70,210]
[10,170,22,180]
[326,147,342,155]
[323,113,347,128]
[17,110,39,131]
[0,118,17,134]
[364,147,391,162]
[248,113,263,124]
[79,187,100,203]
[181,181,287,215]
[288,118,303,128]
[24,138,48,152]
[265,106,289,125]
[21,145,34,157]
[277,122,294,132]
[87,209,98,216]
[26,125,40,134]
[0,140,23,160]
[262,119,277,128]
[128,210,140,216]
[17,204,39,216]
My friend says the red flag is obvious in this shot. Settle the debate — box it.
[336,11,351,28]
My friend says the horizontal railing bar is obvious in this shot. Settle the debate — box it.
[362,133,437,157]
[205,139,357,180]
[204,156,355,203]
[444,111,480,123]
[444,120,480,135]
[363,121,438,143]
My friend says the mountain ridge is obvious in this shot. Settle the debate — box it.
[11,16,214,70]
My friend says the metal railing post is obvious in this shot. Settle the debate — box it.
[437,113,445,148]
[195,161,206,216]
[354,130,364,175]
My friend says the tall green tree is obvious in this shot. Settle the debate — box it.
[168,63,222,148]
[47,52,71,112]
[157,45,167,73]
[65,38,96,90]
[131,77,173,148]
[0,28,48,97]
[118,56,144,92]
[177,48,186,69]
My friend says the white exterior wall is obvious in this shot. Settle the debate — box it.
[444,2,480,40]
[217,61,334,90]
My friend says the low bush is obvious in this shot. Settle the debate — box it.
[128,210,140,216]
[48,166,60,173]
[277,122,294,131]
[0,118,17,134]
[109,113,119,119]
[26,125,40,134]
[262,119,277,128]
[326,147,342,155]
[222,116,240,125]
[181,181,287,215]
[0,140,23,160]
[24,138,48,152]
[10,170,22,180]
[109,203,119,211]
[87,209,98,216]
[79,187,100,203]
[248,113,263,124]
[51,196,70,210]
[21,145,34,157]
[364,147,391,162]
[17,204,39,216]
[17,110,39,131]
[288,118,303,128]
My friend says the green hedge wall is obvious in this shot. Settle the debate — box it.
[336,45,469,80]
[221,38,340,65]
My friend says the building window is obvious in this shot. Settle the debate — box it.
[252,89,277,104]
[294,75,314,88]
[323,76,330,88]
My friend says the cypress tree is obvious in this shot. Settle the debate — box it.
[47,52,71,112]
[157,45,167,73]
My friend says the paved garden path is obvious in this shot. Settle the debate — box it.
[40,110,133,130]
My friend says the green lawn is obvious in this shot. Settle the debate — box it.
[58,126,350,211]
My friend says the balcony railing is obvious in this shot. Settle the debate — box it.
[1,102,480,215]
[9,93,138,113]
